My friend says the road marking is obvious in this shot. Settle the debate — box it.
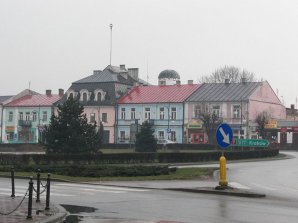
[54,183,149,192]
[250,183,276,191]
[229,182,250,190]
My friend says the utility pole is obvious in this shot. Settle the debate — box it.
[109,24,113,66]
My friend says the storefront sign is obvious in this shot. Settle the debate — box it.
[187,121,202,129]
[5,126,15,132]
[280,127,287,133]
[292,127,298,132]
[265,120,277,129]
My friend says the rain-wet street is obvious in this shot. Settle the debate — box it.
[1,151,298,223]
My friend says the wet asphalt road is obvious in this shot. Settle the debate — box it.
[1,151,298,222]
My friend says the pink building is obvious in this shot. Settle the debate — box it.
[185,80,286,143]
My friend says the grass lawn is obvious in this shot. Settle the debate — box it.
[0,167,216,182]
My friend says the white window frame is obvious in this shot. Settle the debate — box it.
[171,107,177,120]
[160,107,165,120]
[233,105,241,119]
[121,108,126,120]
[131,108,136,120]
[145,107,151,120]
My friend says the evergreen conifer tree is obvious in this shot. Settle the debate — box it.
[135,121,157,152]
[45,97,101,154]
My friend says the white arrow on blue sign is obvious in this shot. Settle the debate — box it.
[216,123,233,149]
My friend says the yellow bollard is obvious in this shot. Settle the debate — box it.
[219,155,228,187]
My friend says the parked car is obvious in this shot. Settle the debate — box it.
[157,139,176,149]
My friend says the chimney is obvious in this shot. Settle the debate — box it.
[241,78,247,84]
[225,78,230,84]
[291,104,295,110]
[176,80,181,85]
[128,68,139,80]
[59,88,64,97]
[120,64,126,70]
[187,80,193,85]
[93,70,101,75]
[46,90,52,96]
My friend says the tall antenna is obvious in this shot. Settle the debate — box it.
[146,57,149,83]
[109,24,113,66]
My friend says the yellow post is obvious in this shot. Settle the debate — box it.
[219,155,228,187]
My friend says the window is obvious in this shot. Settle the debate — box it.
[8,112,13,122]
[82,93,87,101]
[90,113,95,123]
[19,112,23,120]
[212,105,221,117]
[233,105,241,118]
[120,131,125,141]
[160,107,165,120]
[97,92,102,101]
[171,131,176,141]
[193,104,202,118]
[145,108,151,119]
[171,107,177,120]
[42,111,47,121]
[102,113,108,123]
[32,112,37,122]
[25,112,30,121]
[121,108,126,120]
[158,131,165,139]
[69,93,74,99]
[160,81,166,86]
[131,108,136,120]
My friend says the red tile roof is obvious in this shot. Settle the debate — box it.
[118,84,201,104]
[5,94,61,107]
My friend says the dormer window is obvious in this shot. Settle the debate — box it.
[79,89,90,101]
[97,92,102,101]
[67,90,76,99]
[94,89,106,101]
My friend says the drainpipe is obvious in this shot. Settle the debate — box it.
[182,102,185,144]
[115,103,118,144]
[0,104,3,143]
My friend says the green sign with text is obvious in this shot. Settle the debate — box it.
[235,139,269,147]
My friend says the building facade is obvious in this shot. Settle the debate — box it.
[1,90,62,143]
[58,65,148,144]
[185,80,286,143]
[117,84,200,144]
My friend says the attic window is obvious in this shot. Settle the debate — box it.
[82,93,87,102]
[97,92,102,101]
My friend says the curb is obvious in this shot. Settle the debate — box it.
[38,203,68,223]
[166,187,266,198]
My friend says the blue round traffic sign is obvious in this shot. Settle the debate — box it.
[216,123,233,149]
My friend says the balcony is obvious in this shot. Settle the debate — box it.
[18,120,32,127]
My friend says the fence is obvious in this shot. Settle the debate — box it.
[0,168,52,220]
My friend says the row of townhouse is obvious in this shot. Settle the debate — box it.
[0,64,292,145]
[116,79,286,144]
[0,89,63,143]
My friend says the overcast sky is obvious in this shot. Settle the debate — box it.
[1,0,297,107]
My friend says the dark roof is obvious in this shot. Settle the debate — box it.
[187,82,262,102]
[0,96,13,104]
[118,84,201,104]
[73,65,148,86]
[158,70,180,79]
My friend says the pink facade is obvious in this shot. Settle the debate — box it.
[83,106,115,143]
[249,81,286,121]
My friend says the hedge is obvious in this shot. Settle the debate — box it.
[0,149,279,166]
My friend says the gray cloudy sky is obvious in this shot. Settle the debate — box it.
[1,0,297,107]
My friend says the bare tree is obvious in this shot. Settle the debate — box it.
[255,111,270,139]
[199,112,223,145]
[199,65,256,83]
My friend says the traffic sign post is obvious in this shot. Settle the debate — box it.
[216,123,233,189]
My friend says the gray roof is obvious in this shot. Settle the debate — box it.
[0,95,13,104]
[73,65,148,85]
[187,82,262,102]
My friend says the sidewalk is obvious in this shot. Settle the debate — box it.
[0,195,67,223]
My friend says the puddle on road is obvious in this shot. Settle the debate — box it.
[61,204,98,223]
